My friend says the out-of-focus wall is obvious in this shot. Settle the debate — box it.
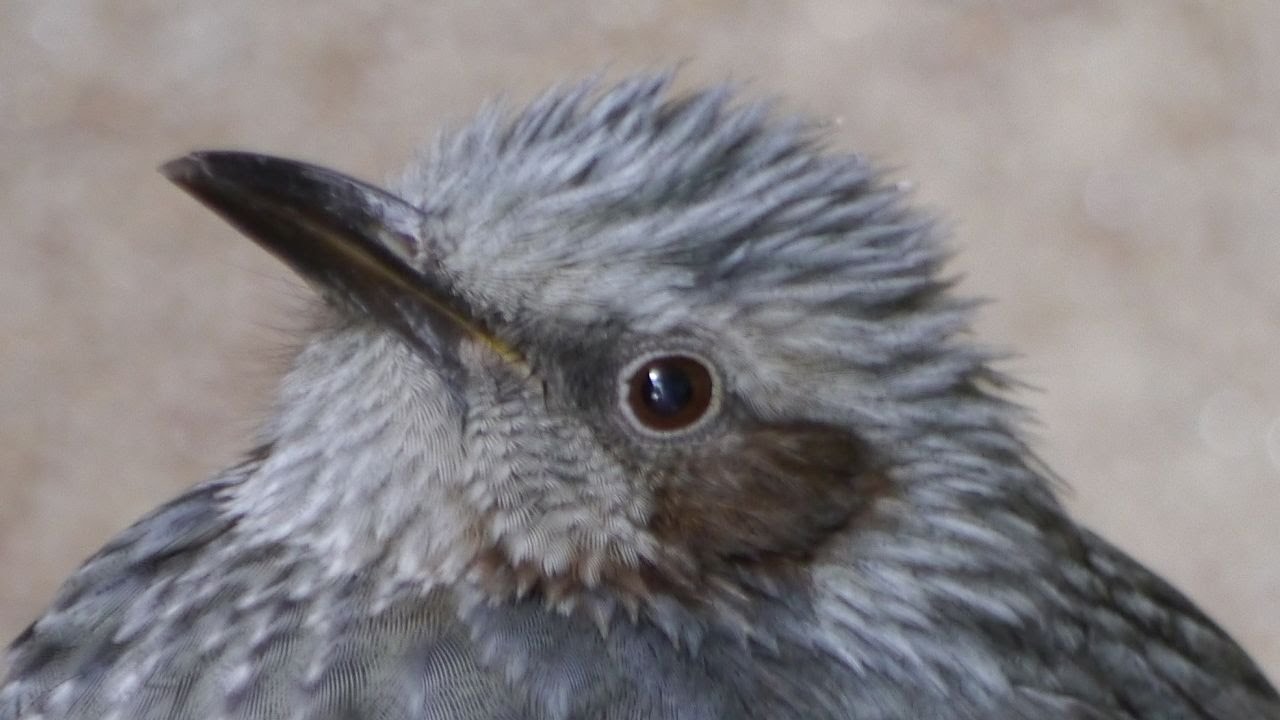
[2,1,1277,676]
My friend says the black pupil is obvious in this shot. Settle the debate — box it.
[642,363,694,417]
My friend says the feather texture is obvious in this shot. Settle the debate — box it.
[4,74,1276,719]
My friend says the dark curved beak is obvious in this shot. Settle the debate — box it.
[161,151,519,365]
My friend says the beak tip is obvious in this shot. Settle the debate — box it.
[159,153,207,188]
[161,151,258,191]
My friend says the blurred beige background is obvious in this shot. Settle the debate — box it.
[2,0,1278,678]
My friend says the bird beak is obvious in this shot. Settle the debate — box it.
[161,151,520,366]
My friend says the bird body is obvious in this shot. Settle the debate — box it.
[2,75,1276,719]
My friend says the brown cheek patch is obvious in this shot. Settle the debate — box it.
[650,423,889,573]
[461,423,888,617]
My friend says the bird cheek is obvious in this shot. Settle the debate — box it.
[647,423,889,579]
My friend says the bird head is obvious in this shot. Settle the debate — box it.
[163,75,1034,644]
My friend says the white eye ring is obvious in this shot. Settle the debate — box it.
[617,350,723,438]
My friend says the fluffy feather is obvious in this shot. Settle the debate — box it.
[3,74,1276,719]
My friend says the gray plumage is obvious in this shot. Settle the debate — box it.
[2,74,1276,719]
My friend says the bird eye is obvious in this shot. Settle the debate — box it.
[622,353,718,433]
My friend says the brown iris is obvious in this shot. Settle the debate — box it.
[625,354,715,432]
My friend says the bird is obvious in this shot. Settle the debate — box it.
[2,73,1276,720]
